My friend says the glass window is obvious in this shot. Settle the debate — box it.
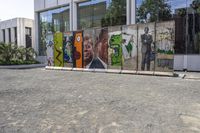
[77,0,126,30]
[2,29,5,43]
[8,28,11,43]
[25,27,32,36]
[38,6,70,56]
[25,27,32,48]
[14,27,17,45]
[136,0,200,54]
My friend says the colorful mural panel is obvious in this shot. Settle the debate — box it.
[54,32,64,67]
[83,28,108,69]
[93,28,108,69]
[122,25,138,70]
[155,21,175,72]
[138,23,155,71]
[83,29,95,68]
[46,33,54,66]
[73,31,83,68]
[63,32,74,67]
[108,26,123,70]
[46,20,176,74]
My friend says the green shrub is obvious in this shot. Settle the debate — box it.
[0,42,38,65]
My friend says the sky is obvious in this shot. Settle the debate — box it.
[0,0,34,21]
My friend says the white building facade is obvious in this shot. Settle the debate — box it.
[0,18,35,49]
[34,0,200,71]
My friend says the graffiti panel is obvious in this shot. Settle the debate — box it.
[108,26,122,70]
[73,31,83,68]
[138,23,155,71]
[122,25,138,71]
[155,21,175,72]
[54,32,64,67]
[46,33,54,66]
[63,32,74,67]
[83,29,95,68]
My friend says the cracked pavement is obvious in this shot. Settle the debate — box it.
[0,68,200,133]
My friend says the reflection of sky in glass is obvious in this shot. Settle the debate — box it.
[79,0,111,8]
[40,6,70,23]
[136,0,192,13]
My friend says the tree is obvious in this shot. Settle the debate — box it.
[101,0,126,27]
[191,0,200,13]
[137,0,172,23]
[191,0,200,53]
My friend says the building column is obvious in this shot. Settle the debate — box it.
[69,0,73,31]
[72,1,77,31]
[17,19,21,46]
[17,18,25,47]
[126,0,131,25]
[34,12,39,53]
[131,0,136,24]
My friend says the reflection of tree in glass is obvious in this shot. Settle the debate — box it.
[137,0,172,23]
[101,0,126,27]
[191,0,200,13]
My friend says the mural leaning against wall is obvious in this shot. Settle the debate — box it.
[138,23,155,71]
[63,32,74,67]
[83,28,109,69]
[122,25,138,70]
[83,29,95,68]
[44,20,175,74]
[73,31,83,68]
[54,32,64,67]
[155,21,175,72]
[46,34,54,66]
[108,26,123,70]
[93,28,108,69]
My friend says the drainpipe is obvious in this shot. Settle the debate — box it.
[184,0,189,71]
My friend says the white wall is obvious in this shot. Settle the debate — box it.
[174,55,184,71]
[58,0,71,5]
[45,0,57,8]
[187,55,200,71]
[34,0,45,12]
[0,18,34,48]
[174,55,200,71]
[0,19,17,43]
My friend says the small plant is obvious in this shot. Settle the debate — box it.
[157,48,174,54]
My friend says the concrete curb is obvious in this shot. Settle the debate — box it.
[45,66,178,77]
[0,64,46,69]
[184,75,200,80]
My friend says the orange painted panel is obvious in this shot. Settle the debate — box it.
[74,31,83,68]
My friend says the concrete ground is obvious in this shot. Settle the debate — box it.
[0,69,200,133]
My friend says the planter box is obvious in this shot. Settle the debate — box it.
[0,64,46,69]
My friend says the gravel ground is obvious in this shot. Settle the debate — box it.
[0,68,200,133]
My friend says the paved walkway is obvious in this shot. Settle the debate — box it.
[0,69,200,133]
